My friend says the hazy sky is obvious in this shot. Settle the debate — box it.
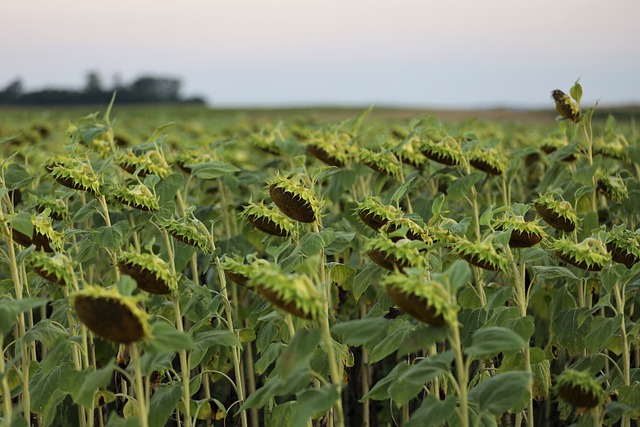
[2,0,639,108]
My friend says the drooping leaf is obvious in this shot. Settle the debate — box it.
[465,327,527,359]
[291,384,340,426]
[148,383,183,427]
[148,321,194,353]
[467,371,531,415]
[404,395,457,427]
[275,328,322,382]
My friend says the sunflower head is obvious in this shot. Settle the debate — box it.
[554,369,605,410]
[30,251,74,286]
[550,236,610,271]
[551,90,581,123]
[266,173,324,223]
[365,234,426,271]
[453,235,508,272]
[606,224,640,268]
[382,272,455,327]
[46,156,102,195]
[155,216,211,252]
[357,148,402,178]
[493,213,547,248]
[596,172,628,202]
[534,192,578,232]
[420,135,463,166]
[468,147,506,176]
[305,131,351,167]
[242,201,297,238]
[248,267,323,320]
[117,249,179,296]
[108,183,159,212]
[116,149,171,178]
[73,285,151,344]
[355,196,404,232]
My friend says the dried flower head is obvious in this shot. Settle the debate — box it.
[74,285,151,344]
[355,196,404,232]
[116,149,171,178]
[30,252,74,286]
[596,173,628,202]
[493,214,546,248]
[555,369,605,409]
[382,272,454,327]
[267,173,323,223]
[365,235,426,272]
[220,255,265,287]
[468,147,506,176]
[46,156,101,195]
[550,237,610,271]
[305,132,351,167]
[606,225,640,268]
[117,249,178,295]
[248,267,323,320]
[33,196,69,222]
[108,183,159,212]
[358,148,402,178]
[420,135,463,166]
[31,212,64,252]
[551,90,581,123]
[392,136,428,169]
[156,216,210,252]
[534,193,578,232]
[381,217,433,246]
[453,236,508,272]
[539,137,576,162]
[173,150,217,174]
[242,201,297,238]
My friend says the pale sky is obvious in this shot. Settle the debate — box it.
[2,0,639,108]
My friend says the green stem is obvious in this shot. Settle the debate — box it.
[1,334,13,425]
[450,322,468,427]
[613,283,630,427]
[131,343,149,427]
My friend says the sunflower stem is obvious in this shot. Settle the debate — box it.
[131,343,149,427]
[450,321,469,427]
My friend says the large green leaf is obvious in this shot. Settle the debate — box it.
[0,297,48,336]
[404,395,457,427]
[275,328,322,382]
[148,383,183,427]
[467,371,531,415]
[189,161,240,180]
[331,317,388,346]
[291,384,340,426]
[71,360,115,407]
[465,327,527,359]
[148,321,194,353]
[388,350,454,407]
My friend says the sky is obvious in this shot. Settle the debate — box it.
[2,0,639,108]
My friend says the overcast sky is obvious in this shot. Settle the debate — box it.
[2,0,639,108]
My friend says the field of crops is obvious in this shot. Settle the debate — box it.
[1,84,639,427]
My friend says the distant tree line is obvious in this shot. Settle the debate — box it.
[0,72,206,106]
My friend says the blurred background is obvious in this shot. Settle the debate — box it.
[1,0,639,109]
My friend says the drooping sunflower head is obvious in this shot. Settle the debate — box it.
[116,149,171,178]
[365,234,426,271]
[74,285,151,344]
[30,251,75,287]
[551,90,581,123]
[382,272,455,327]
[453,235,508,272]
[108,183,159,212]
[305,131,351,167]
[155,216,211,253]
[420,135,464,167]
[242,201,298,238]
[595,172,628,202]
[357,148,402,178]
[606,224,640,269]
[467,146,507,176]
[381,217,433,246]
[554,369,605,410]
[266,173,324,223]
[355,196,404,232]
[493,213,547,248]
[33,196,69,222]
[46,156,102,195]
[550,236,610,271]
[534,192,579,232]
[248,267,323,320]
[117,249,179,296]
